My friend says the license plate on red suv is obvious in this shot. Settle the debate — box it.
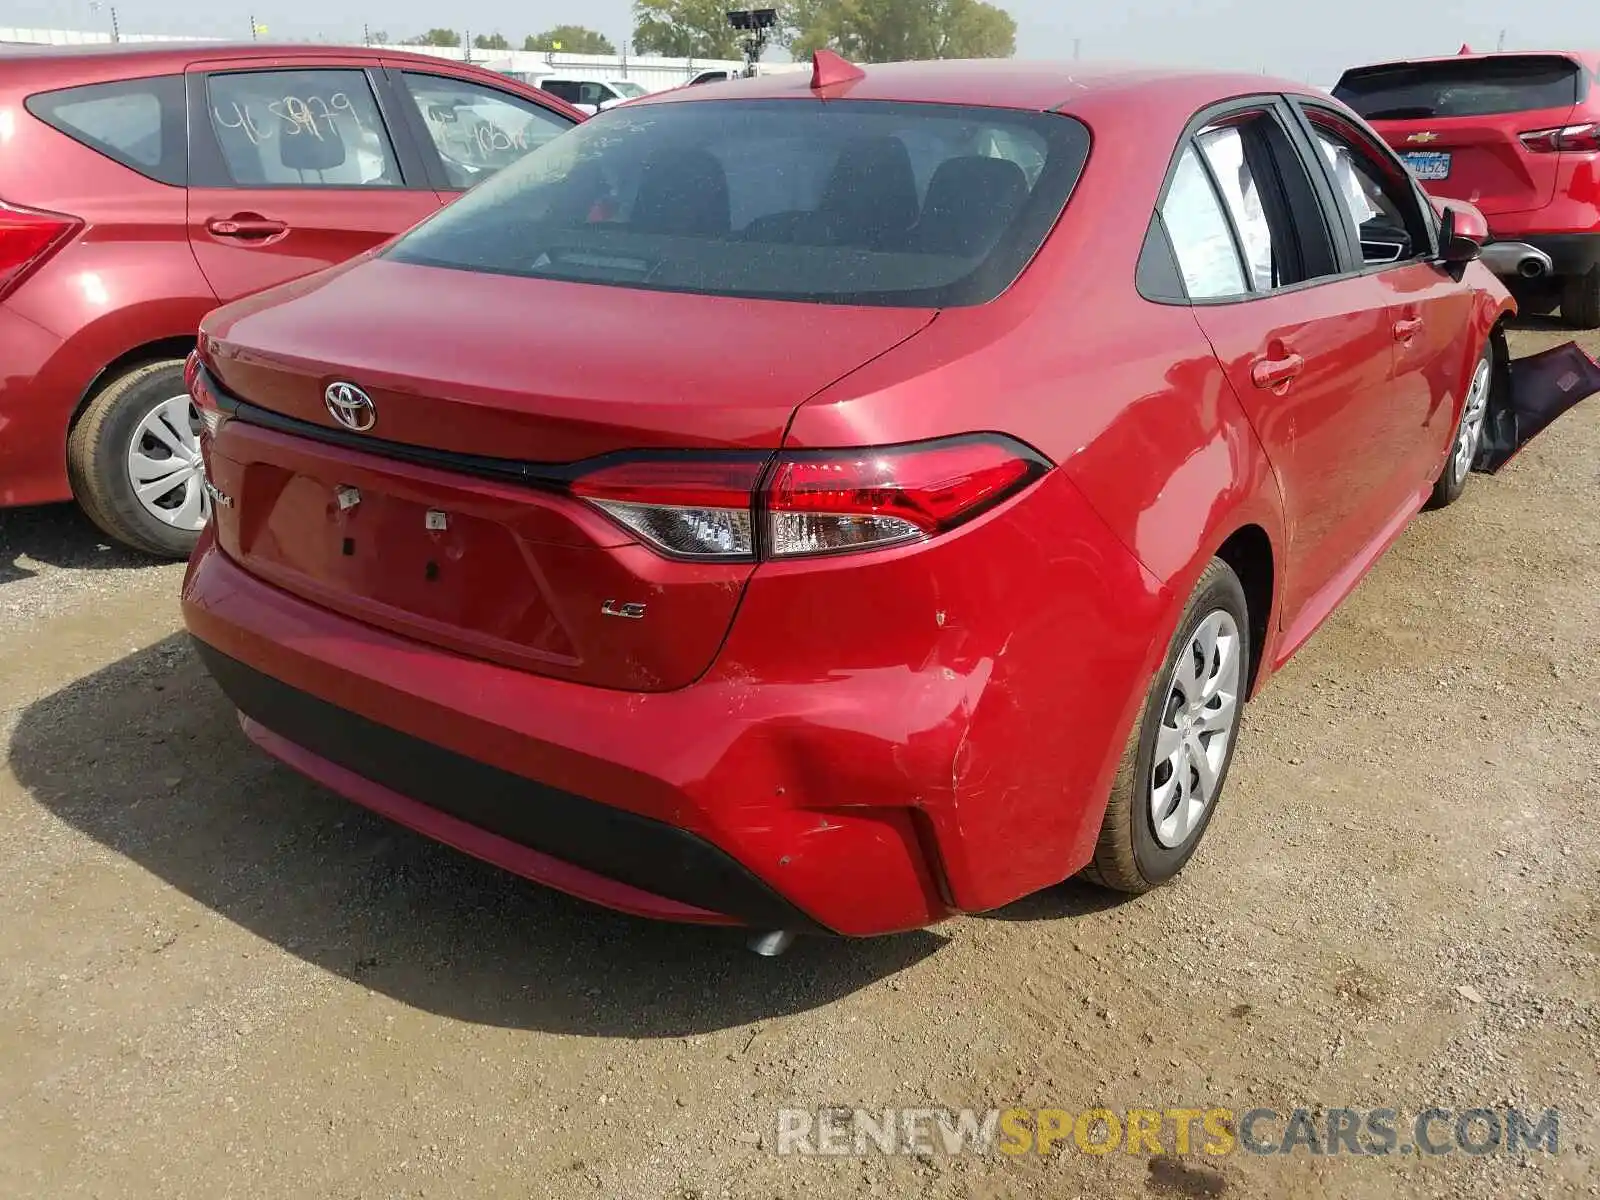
[1402,151,1451,180]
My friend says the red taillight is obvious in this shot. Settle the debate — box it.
[568,435,1049,561]
[186,351,229,438]
[570,456,766,558]
[766,438,1045,557]
[1519,123,1600,153]
[0,201,79,301]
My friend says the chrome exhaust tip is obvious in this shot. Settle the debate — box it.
[1479,240,1553,280]
[747,930,797,957]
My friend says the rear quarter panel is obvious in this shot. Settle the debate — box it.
[779,101,1288,905]
[1,78,216,501]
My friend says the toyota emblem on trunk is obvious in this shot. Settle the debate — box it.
[324,382,376,431]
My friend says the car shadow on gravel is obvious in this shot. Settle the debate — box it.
[981,881,1128,922]
[8,634,945,1035]
[0,503,162,583]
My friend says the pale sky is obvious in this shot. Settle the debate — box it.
[6,0,1595,87]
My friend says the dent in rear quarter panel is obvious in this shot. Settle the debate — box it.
[717,467,1168,913]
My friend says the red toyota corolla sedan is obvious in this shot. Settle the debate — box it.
[181,57,1514,939]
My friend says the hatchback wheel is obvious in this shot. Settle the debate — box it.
[67,358,209,559]
[1085,558,1250,893]
[1561,265,1600,330]
[1427,347,1492,509]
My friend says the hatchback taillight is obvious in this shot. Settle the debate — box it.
[1518,122,1600,153]
[0,200,80,302]
[569,435,1050,561]
[186,352,229,438]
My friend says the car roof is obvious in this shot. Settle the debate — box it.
[638,59,1322,115]
[0,40,483,74]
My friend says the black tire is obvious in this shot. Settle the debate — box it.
[1561,266,1600,331]
[1427,344,1493,510]
[1084,558,1250,893]
[1507,282,1559,318]
[66,359,204,560]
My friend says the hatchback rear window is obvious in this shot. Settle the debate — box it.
[25,75,186,185]
[1334,56,1584,120]
[386,99,1090,307]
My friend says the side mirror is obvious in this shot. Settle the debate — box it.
[1439,205,1486,265]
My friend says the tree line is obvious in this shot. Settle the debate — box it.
[402,27,621,53]
[401,0,1016,62]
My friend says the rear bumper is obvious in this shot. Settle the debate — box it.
[181,457,1167,935]
[1512,233,1600,277]
[182,533,958,935]
[198,643,823,930]
[1483,225,1600,278]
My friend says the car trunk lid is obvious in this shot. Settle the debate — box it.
[199,258,935,691]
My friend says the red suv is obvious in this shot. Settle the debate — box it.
[1334,50,1600,327]
[0,43,579,556]
[183,61,1512,938]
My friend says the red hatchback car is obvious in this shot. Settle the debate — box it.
[1333,50,1600,328]
[0,42,579,556]
[182,59,1512,939]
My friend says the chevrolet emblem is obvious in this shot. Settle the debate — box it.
[1408,132,1440,144]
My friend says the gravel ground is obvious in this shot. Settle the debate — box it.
[1,325,1596,1200]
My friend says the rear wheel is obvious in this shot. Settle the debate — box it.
[1561,266,1600,330]
[1507,281,1559,318]
[1084,558,1250,893]
[1427,346,1492,510]
[67,359,209,559]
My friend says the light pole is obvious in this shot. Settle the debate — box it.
[89,1,120,43]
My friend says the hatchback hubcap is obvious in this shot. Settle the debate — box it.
[1149,609,1242,849]
[127,394,210,530]
[1453,359,1491,480]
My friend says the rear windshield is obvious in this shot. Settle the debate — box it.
[386,99,1091,307]
[1334,56,1583,120]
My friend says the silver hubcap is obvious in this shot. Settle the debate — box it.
[1149,609,1242,849]
[1453,359,1491,480]
[127,394,210,530]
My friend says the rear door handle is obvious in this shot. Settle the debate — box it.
[1392,316,1424,341]
[206,215,288,239]
[1250,352,1305,390]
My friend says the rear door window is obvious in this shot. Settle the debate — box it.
[204,69,402,187]
[25,75,186,185]
[386,99,1091,307]
[1156,107,1341,301]
[1196,125,1280,291]
[1333,56,1582,119]
[399,73,575,189]
[1160,145,1248,299]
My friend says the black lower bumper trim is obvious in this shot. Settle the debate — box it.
[1515,232,1600,277]
[194,642,824,932]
